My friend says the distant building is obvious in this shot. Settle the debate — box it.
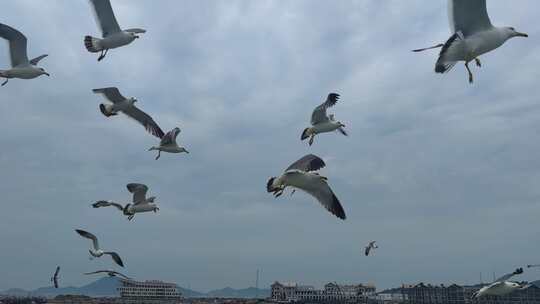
[402,282,540,304]
[117,278,183,303]
[270,281,375,303]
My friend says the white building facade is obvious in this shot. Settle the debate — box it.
[271,281,375,303]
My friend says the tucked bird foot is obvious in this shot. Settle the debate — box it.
[155,152,161,160]
[475,58,481,67]
[1,78,8,86]
[309,135,314,146]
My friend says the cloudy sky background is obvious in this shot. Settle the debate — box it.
[1,0,540,292]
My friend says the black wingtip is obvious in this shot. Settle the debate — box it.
[332,193,346,220]
[301,128,310,140]
[266,177,276,193]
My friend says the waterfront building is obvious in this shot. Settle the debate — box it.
[270,281,375,303]
[117,278,183,303]
[402,282,540,304]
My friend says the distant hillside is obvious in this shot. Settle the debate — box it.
[1,278,268,299]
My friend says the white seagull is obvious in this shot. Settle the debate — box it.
[84,270,131,280]
[473,267,524,298]
[149,127,189,160]
[301,93,347,146]
[85,0,146,61]
[75,229,125,267]
[413,0,528,83]
[93,87,164,138]
[267,154,346,220]
[92,183,159,221]
[364,241,378,256]
[0,23,49,86]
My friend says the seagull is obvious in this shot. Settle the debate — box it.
[50,266,60,289]
[92,87,164,138]
[149,127,189,160]
[84,270,131,280]
[75,229,125,267]
[0,23,49,86]
[267,154,346,220]
[301,93,347,146]
[85,0,146,61]
[473,267,524,298]
[413,0,528,83]
[92,183,159,221]
[364,241,378,256]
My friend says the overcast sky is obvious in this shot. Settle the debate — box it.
[1,0,540,292]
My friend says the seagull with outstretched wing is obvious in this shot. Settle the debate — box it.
[413,0,527,84]
[84,270,131,280]
[84,0,146,61]
[92,183,159,221]
[75,229,125,267]
[301,93,347,146]
[0,23,49,86]
[267,154,346,220]
[92,87,164,138]
[149,127,189,160]
[364,241,378,256]
[473,267,524,298]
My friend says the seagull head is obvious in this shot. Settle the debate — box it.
[506,27,528,38]
[129,97,137,104]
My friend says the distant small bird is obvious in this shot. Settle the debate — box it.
[92,183,159,221]
[473,267,524,298]
[301,93,347,146]
[75,229,124,267]
[92,87,164,138]
[527,264,540,268]
[0,23,49,86]
[85,0,146,61]
[267,154,346,220]
[51,266,60,288]
[364,241,378,256]
[84,270,131,280]
[413,0,527,83]
[149,127,189,160]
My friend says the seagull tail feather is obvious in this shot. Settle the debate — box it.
[84,36,102,53]
[99,104,115,117]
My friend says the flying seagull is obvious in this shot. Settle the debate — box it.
[85,0,146,61]
[84,270,131,280]
[267,154,346,220]
[364,241,378,256]
[92,183,159,221]
[301,93,347,146]
[75,229,125,267]
[149,127,189,160]
[0,23,49,86]
[413,0,527,83]
[473,267,524,298]
[93,87,164,138]
[51,266,60,288]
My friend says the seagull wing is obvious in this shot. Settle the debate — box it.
[54,266,60,277]
[284,171,346,220]
[160,127,181,145]
[126,183,148,204]
[494,268,523,283]
[311,93,340,125]
[104,252,124,267]
[365,246,370,256]
[92,200,124,211]
[75,229,100,251]
[122,104,165,138]
[29,54,48,65]
[88,0,121,37]
[448,0,493,37]
[0,23,29,67]
[285,154,326,173]
[92,87,127,104]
